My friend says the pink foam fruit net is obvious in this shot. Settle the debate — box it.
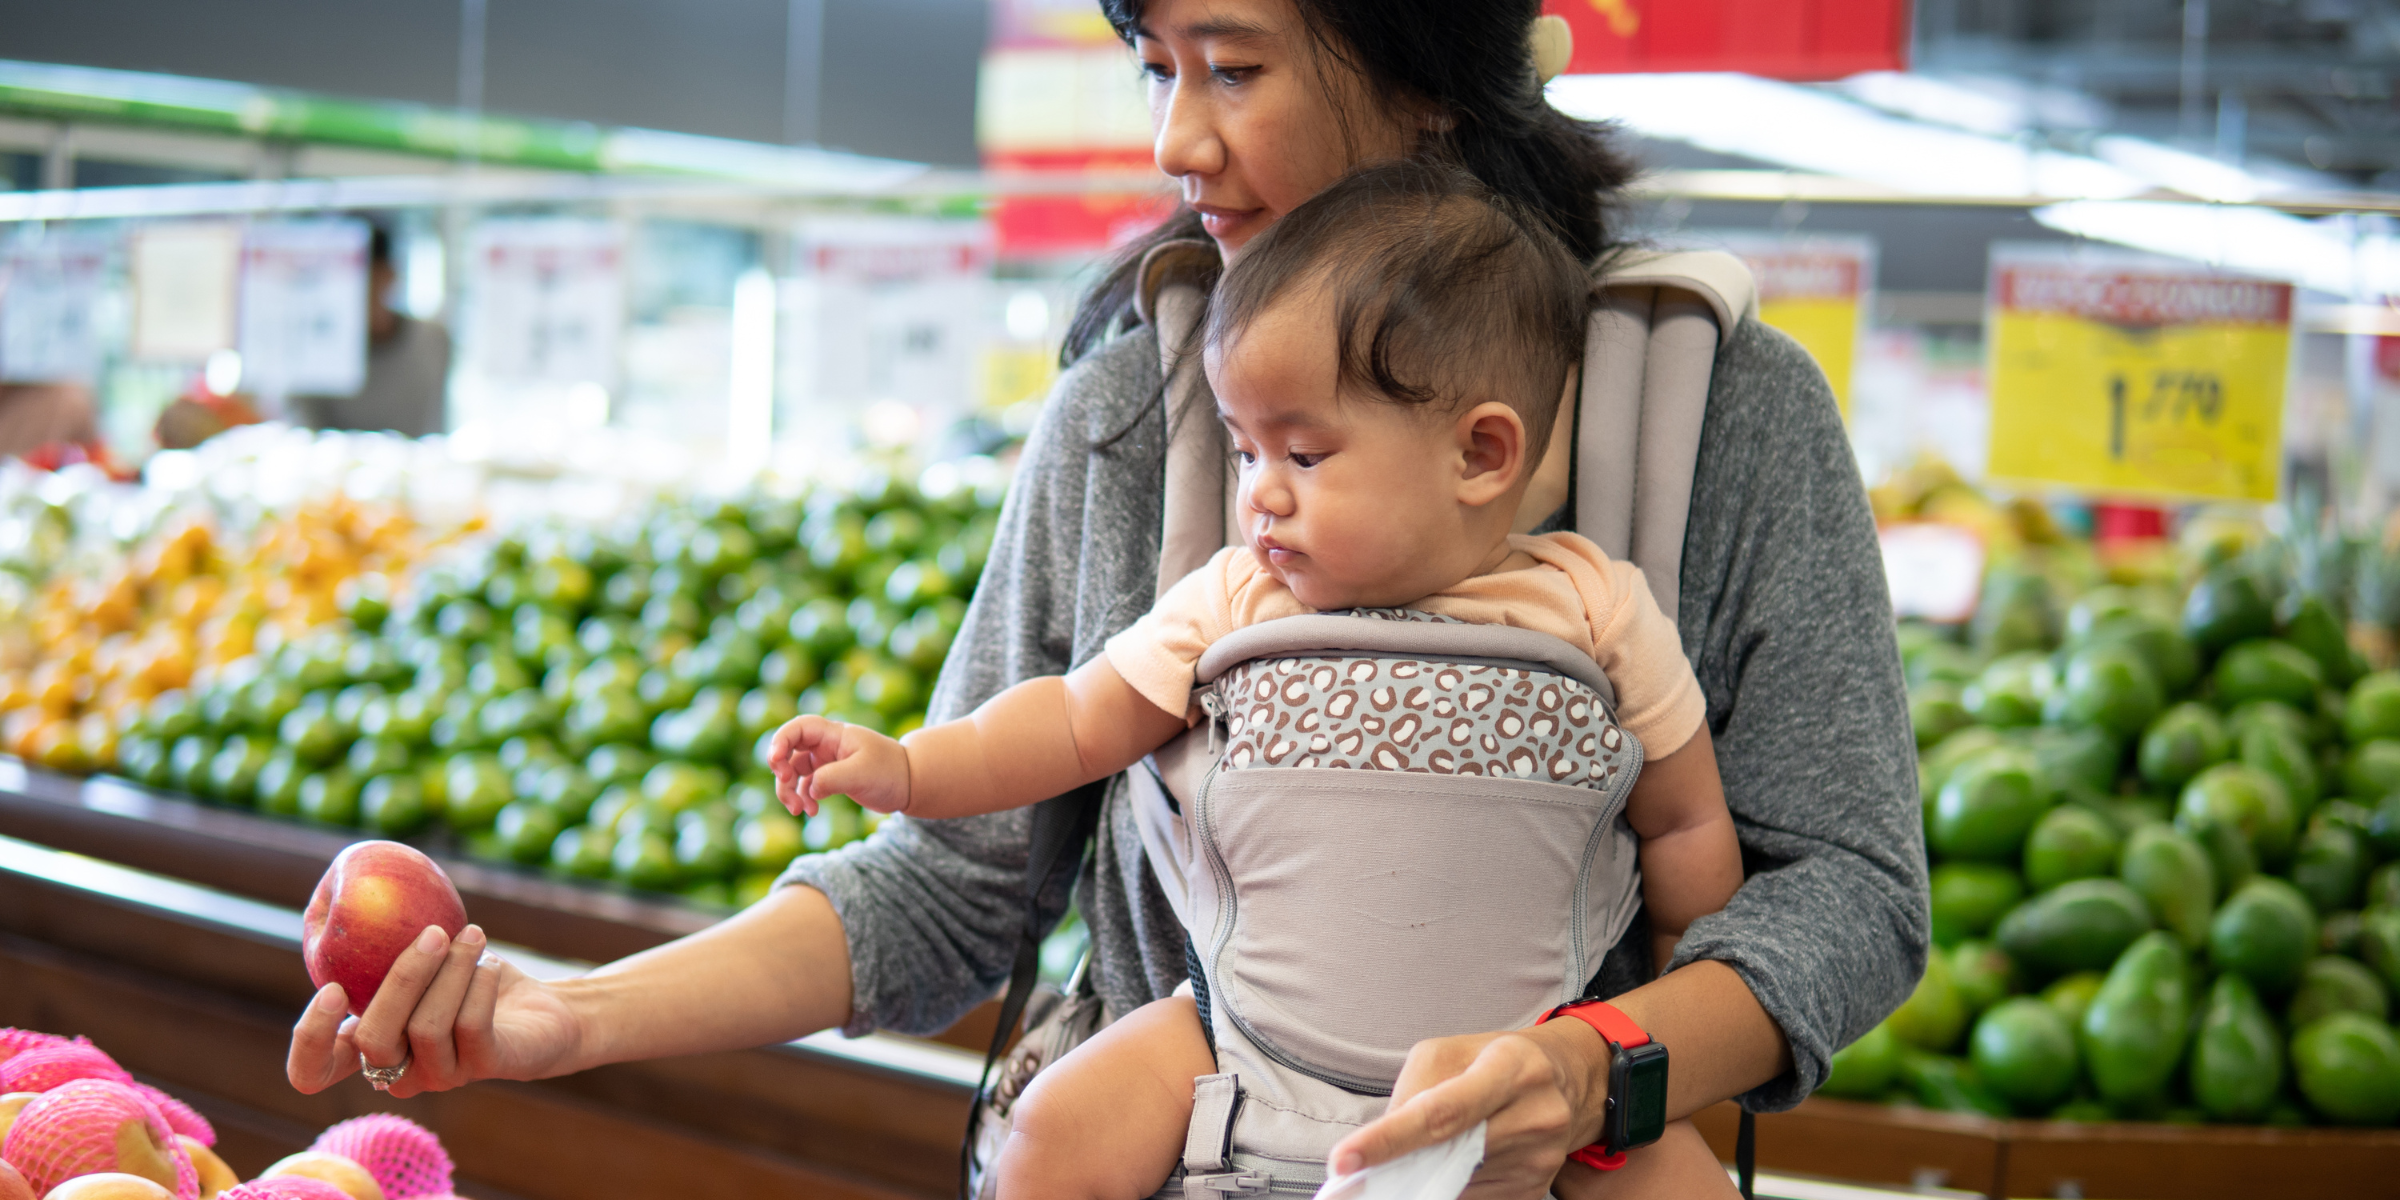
[311,1114,455,1200]
[0,1078,198,1200]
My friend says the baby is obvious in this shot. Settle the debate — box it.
[771,161,1742,1199]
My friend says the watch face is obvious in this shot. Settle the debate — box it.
[1621,1044,1670,1149]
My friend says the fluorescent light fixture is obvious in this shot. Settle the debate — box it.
[727,266,777,478]
[1838,71,2028,138]
[2032,201,2400,297]
[2090,136,2264,203]
[601,128,923,192]
[1547,73,2148,201]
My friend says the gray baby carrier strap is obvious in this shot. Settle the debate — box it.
[1124,243,1757,1197]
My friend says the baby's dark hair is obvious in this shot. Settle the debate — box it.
[1204,159,1590,457]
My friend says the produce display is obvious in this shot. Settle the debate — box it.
[0,1025,459,1200]
[0,429,1003,911]
[1829,509,2400,1128]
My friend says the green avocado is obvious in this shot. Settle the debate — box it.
[2137,702,2232,792]
[1997,878,2155,980]
[1896,1049,2013,1116]
[1963,653,2052,729]
[2345,671,2400,746]
[2228,699,2316,752]
[2367,798,2400,862]
[1973,571,2060,659]
[2118,823,2218,950]
[2209,878,2320,995]
[2238,722,2321,819]
[2292,821,2370,915]
[2344,740,2400,806]
[2212,639,2325,712]
[2360,908,2400,994]
[2292,1012,2400,1125]
[2079,931,2195,1109]
[2372,863,2400,911]
[1889,949,1970,1052]
[2182,567,2275,656]
[2190,973,2285,1123]
[1930,862,2027,946]
[2045,643,2165,740]
[2024,804,2122,892]
[1819,1022,1902,1100]
[1969,997,2081,1114]
[2022,725,2125,797]
[2177,763,2299,872]
[2079,610,2200,696]
[1929,748,2053,864]
[2041,970,2108,1029]
[2279,592,2364,690]
[1920,726,2009,803]
[2289,955,2392,1028]
[1911,682,1975,750]
[1950,940,2019,1014]
[2323,910,2365,958]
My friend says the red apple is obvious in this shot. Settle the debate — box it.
[0,1157,32,1200]
[302,842,468,1017]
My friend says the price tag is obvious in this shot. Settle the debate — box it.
[238,219,370,401]
[1985,247,2292,503]
[0,232,109,384]
[1719,235,1874,419]
[465,217,625,388]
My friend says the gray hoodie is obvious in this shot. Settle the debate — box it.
[784,314,1928,1110]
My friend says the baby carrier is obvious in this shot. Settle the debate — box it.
[965,241,1758,1199]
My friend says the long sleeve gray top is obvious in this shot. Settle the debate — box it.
[783,314,1929,1110]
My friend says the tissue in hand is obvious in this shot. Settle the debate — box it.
[1313,1123,1485,1200]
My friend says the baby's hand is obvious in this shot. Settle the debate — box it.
[767,714,910,817]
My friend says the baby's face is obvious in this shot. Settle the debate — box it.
[1206,291,1515,611]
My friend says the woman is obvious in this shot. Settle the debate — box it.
[286,2,1928,1193]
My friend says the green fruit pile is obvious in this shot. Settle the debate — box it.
[1849,564,2400,1128]
[107,469,1000,910]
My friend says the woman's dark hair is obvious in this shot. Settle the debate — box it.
[1060,0,1635,364]
[1207,160,1589,459]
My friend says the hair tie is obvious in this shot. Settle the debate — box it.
[1530,14,1574,83]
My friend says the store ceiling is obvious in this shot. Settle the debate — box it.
[0,0,988,167]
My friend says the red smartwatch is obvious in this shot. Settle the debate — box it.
[1534,999,1670,1171]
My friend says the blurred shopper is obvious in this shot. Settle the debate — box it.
[0,380,102,461]
[291,224,449,437]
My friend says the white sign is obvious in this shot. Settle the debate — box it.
[238,220,369,400]
[782,215,992,454]
[466,218,624,388]
[0,232,109,383]
[1880,522,1987,623]
[131,223,242,361]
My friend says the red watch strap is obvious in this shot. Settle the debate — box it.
[1534,1000,1648,1172]
[1537,999,1650,1049]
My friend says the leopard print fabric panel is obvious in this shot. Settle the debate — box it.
[1203,609,1635,790]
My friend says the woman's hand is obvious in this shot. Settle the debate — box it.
[287,923,582,1099]
[1326,1018,1608,1196]
[768,715,909,816]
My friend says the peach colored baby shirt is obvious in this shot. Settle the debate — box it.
[1102,531,1706,758]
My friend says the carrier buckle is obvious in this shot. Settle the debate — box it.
[1183,1169,1269,1197]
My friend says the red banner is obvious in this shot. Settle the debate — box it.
[1543,0,1907,80]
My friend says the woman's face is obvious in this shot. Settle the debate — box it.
[1133,0,1414,261]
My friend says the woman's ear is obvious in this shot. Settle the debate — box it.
[1454,401,1527,509]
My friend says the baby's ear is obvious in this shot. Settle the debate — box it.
[1454,402,1528,506]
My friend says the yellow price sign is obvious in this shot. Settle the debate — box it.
[1723,236,1873,419]
[1984,251,2292,503]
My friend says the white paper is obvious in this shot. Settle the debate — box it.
[0,232,109,383]
[1880,522,1987,623]
[1313,1122,1485,1200]
[780,214,991,456]
[238,219,369,400]
[131,223,242,361]
[465,217,625,388]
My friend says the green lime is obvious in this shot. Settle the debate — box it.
[1930,863,2025,946]
[1929,748,2051,864]
[642,761,725,813]
[2289,955,2392,1028]
[1819,1022,1901,1099]
[2044,643,2164,740]
[361,772,429,836]
[346,736,412,778]
[551,824,615,878]
[673,810,740,880]
[1950,940,2018,1014]
[2292,1012,2400,1125]
[535,764,603,825]
[587,743,656,789]
[495,801,564,864]
[1969,997,2079,1114]
[803,794,865,851]
[2348,740,2400,805]
[2293,821,2369,915]
[279,705,350,768]
[2209,878,2319,994]
[2348,671,2400,745]
[2357,908,2400,994]
[206,736,274,806]
[444,754,514,830]
[736,809,805,873]
[613,829,682,891]
[2190,973,2284,1122]
[2024,805,2121,892]
[2137,702,2231,792]
[2212,639,2324,711]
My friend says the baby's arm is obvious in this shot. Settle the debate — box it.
[1622,725,1741,973]
[768,655,1189,818]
